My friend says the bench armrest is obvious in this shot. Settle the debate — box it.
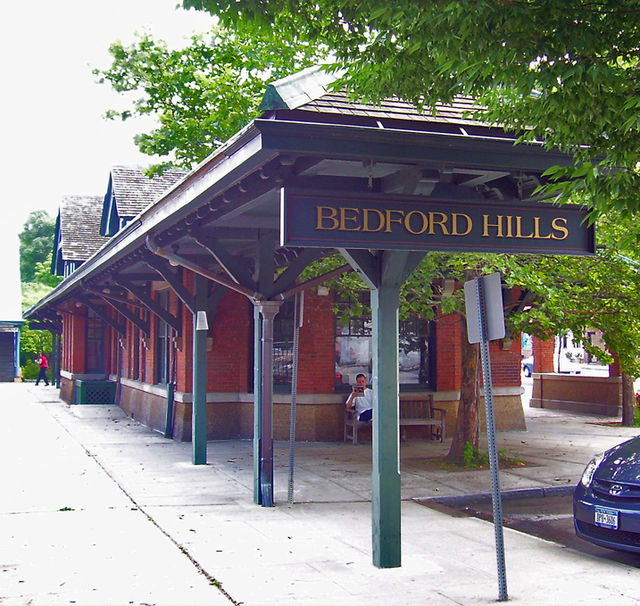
[430,406,446,418]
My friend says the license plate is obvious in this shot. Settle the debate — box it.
[595,506,619,529]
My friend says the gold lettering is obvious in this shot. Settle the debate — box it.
[428,212,450,235]
[533,216,552,239]
[385,209,405,233]
[316,206,338,230]
[362,208,385,232]
[551,217,569,240]
[505,216,514,238]
[483,215,504,237]
[515,216,534,239]
[451,213,472,236]
[339,207,361,231]
[404,210,428,235]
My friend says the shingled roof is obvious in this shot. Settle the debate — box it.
[52,195,111,275]
[259,65,494,135]
[100,166,186,237]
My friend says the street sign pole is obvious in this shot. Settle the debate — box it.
[465,273,508,602]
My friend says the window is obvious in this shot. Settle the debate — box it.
[155,290,171,384]
[334,293,435,390]
[86,309,105,373]
[273,298,295,386]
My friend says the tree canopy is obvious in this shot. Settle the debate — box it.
[94,24,329,172]
[185,0,640,218]
[19,210,57,282]
[19,213,60,373]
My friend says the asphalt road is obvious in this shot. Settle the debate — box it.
[427,493,640,568]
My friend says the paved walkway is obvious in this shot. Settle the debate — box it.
[1,382,639,605]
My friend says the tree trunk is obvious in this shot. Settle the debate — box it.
[446,317,480,462]
[621,372,635,427]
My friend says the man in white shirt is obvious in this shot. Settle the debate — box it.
[345,373,373,422]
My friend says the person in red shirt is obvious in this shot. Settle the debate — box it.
[35,352,49,386]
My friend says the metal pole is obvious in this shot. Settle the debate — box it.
[163,381,175,439]
[288,292,303,506]
[255,300,282,507]
[475,277,508,601]
[14,329,21,382]
[253,306,263,504]
[192,275,208,465]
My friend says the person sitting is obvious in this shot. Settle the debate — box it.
[345,373,373,422]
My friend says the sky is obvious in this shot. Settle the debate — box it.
[0,0,214,288]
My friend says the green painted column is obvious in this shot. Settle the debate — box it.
[371,284,402,568]
[192,274,208,465]
[253,300,282,507]
[252,305,262,504]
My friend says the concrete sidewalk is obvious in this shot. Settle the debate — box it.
[2,382,639,605]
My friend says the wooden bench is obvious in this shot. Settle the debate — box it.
[344,395,446,444]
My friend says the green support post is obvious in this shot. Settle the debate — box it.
[253,300,282,507]
[253,305,262,504]
[192,274,208,465]
[371,284,402,568]
[339,248,425,569]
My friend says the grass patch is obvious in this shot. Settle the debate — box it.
[592,408,640,428]
[421,443,527,471]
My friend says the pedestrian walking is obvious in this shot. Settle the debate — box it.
[35,352,49,386]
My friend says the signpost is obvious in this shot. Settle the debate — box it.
[464,272,508,602]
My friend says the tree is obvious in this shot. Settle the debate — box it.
[94,24,329,172]
[185,0,640,218]
[20,282,55,375]
[19,210,57,282]
[19,211,60,377]
[33,251,62,288]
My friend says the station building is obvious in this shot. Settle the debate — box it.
[24,66,583,444]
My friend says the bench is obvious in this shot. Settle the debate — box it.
[344,395,446,444]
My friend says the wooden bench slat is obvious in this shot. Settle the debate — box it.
[344,396,445,444]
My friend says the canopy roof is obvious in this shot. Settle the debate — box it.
[25,65,574,324]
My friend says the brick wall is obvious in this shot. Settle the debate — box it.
[176,271,194,392]
[207,290,251,392]
[488,339,522,386]
[297,289,335,393]
[436,313,462,391]
[65,307,87,374]
[533,336,554,372]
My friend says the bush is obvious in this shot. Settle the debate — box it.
[22,359,41,381]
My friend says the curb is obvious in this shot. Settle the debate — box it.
[414,484,576,507]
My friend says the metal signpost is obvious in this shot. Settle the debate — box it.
[464,272,508,602]
[288,292,304,506]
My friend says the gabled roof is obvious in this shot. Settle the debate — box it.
[260,65,491,133]
[259,65,341,111]
[53,195,111,275]
[25,65,577,324]
[100,166,186,236]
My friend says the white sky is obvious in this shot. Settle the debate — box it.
[0,0,214,296]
